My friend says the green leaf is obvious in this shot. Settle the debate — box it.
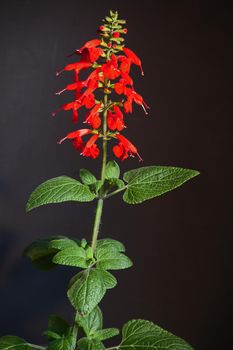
[114,179,125,189]
[123,166,200,204]
[0,336,31,350]
[67,269,116,315]
[49,238,81,251]
[78,306,103,336]
[96,239,125,253]
[78,338,104,350]
[95,239,132,271]
[80,169,97,185]
[94,328,119,341]
[24,237,61,270]
[50,238,94,269]
[52,247,88,269]
[47,315,70,338]
[43,331,61,341]
[48,335,75,350]
[96,249,132,271]
[67,269,106,316]
[118,319,194,350]
[105,161,120,179]
[26,176,95,212]
[96,269,117,289]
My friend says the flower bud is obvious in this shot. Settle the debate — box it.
[113,32,120,38]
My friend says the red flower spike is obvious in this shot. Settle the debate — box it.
[107,105,125,131]
[81,134,100,159]
[113,134,142,161]
[54,13,149,162]
[123,47,144,76]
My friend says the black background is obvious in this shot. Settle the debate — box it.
[0,1,232,349]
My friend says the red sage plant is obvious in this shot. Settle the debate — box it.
[0,10,199,350]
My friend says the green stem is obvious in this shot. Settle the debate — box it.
[28,344,46,350]
[91,198,104,251]
[105,186,128,199]
[91,87,108,252]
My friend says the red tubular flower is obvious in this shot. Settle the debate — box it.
[123,47,144,76]
[81,134,100,159]
[68,39,103,62]
[107,105,125,131]
[118,55,131,74]
[114,72,133,95]
[123,88,149,115]
[113,134,142,161]
[58,129,92,151]
[102,54,121,80]
[85,103,102,129]
[56,81,85,96]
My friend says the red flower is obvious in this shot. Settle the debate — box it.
[85,103,102,129]
[123,88,149,115]
[123,47,144,76]
[58,129,92,151]
[113,134,142,161]
[81,134,100,159]
[68,39,103,63]
[102,54,121,80]
[107,105,125,131]
[114,72,133,95]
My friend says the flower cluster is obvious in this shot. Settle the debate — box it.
[54,10,149,160]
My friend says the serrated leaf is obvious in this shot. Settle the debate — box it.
[123,166,200,204]
[96,249,132,270]
[49,238,81,251]
[94,328,119,341]
[67,269,106,315]
[24,237,61,270]
[78,338,104,350]
[119,319,194,350]
[78,306,103,336]
[80,169,97,185]
[0,336,31,350]
[26,176,95,212]
[95,239,132,271]
[52,247,88,268]
[96,239,125,253]
[67,269,116,315]
[105,161,120,180]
